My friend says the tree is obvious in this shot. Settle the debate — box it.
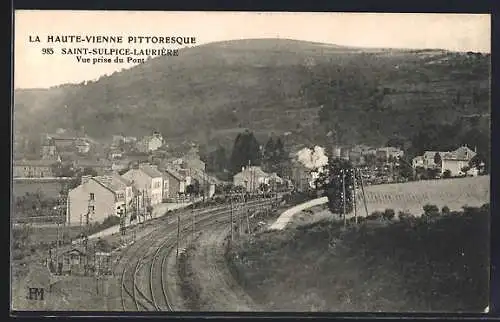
[398,157,414,180]
[434,152,442,168]
[383,209,395,220]
[443,169,452,178]
[321,158,355,215]
[229,130,261,175]
[262,136,289,177]
[186,179,200,196]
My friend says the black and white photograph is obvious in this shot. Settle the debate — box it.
[11,11,491,313]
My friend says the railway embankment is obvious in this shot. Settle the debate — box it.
[226,202,490,312]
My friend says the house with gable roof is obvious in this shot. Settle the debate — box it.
[441,145,477,176]
[161,166,188,200]
[412,145,478,177]
[121,163,163,206]
[67,173,134,226]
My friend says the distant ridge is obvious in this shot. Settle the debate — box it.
[14,38,490,153]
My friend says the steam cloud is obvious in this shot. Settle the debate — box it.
[296,146,329,170]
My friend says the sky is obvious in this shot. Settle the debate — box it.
[14,11,491,89]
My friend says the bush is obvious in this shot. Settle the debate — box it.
[441,206,450,214]
[423,204,440,217]
[480,203,490,213]
[443,169,452,178]
[398,211,415,221]
[383,209,395,220]
[366,211,384,220]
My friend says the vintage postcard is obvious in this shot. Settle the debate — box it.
[12,11,491,313]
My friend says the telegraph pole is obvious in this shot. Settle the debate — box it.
[352,168,358,224]
[358,168,370,218]
[246,209,250,234]
[176,215,180,259]
[192,209,195,242]
[230,192,234,241]
[342,169,347,226]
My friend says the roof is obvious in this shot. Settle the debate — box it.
[235,166,269,178]
[423,151,447,159]
[138,164,163,178]
[163,167,185,181]
[14,159,58,167]
[92,174,130,192]
[139,135,163,144]
[422,146,476,161]
[189,169,218,184]
[443,146,477,161]
[74,159,112,168]
[75,139,90,146]
[378,146,403,153]
[63,248,86,256]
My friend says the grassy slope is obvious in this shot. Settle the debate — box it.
[227,206,489,312]
[14,39,490,151]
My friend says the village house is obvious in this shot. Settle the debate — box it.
[72,159,112,175]
[161,167,187,200]
[67,173,134,226]
[412,145,478,177]
[186,167,218,198]
[441,145,478,177]
[48,135,80,150]
[136,131,164,153]
[122,163,163,206]
[123,136,137,144]
[376,147,404,160]
[111,159,130,173]
[13,159,58,178]
[74,139,91,154]
[412,155,425,168]
[233,166,277,192]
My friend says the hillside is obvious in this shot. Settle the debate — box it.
[227,205,490,312]
[14,38,490,151]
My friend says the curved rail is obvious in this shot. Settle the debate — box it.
[119,197,278,311]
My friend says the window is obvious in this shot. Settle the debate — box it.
[89,193,95,200]
[89,205,95,212]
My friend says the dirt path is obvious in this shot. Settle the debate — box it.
[185,224,260,311]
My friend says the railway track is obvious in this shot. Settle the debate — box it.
[118,197,277,311]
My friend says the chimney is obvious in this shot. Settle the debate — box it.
[81,175,92,185]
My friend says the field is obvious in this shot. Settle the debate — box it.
[354,175,490,217]
[226,205,490,312]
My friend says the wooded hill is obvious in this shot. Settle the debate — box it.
[14,38,490,156]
